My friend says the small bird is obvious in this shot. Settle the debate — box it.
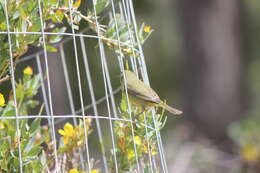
[122,70,183,115]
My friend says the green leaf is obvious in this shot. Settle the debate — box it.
[49,27,66,43]
[120,94,128,112]
[54,9,65,22]
[0,22,6,30]
[29,118,41,136]
[95,0,109,15]
[0,139,9,154]
[27,75,41,92]
[71,23,79,30]
[23,155,38,165]
[46,44,57,52]
[2,103,16,117]
[23,135,36,154]
[50,0,59,6]
[26,146,42,157]
[0,158,8,171]
[13,10,20,20]
[40,150,47,166]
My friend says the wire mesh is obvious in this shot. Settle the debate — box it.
[0,0,168,172]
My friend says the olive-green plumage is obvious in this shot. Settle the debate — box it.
[123,70,183,115]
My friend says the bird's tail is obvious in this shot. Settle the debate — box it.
[160,102,183,115]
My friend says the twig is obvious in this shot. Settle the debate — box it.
[0,75,11,84]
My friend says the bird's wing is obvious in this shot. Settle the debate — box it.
[126,77,161,104]
[128,89,161,104]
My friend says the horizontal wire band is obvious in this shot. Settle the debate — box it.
[1,31,140,63]
[75,87,121,115]
[16,35,139,65]
[0,114,156,130]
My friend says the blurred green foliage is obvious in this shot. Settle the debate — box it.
[227,0,260,166]
[0,69,48,172]
[110,92,166,172]
[0,0,159,172]
[0,0,72,82]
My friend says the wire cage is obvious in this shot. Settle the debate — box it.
[0,0,169,172]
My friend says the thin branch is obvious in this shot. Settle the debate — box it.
[0,75,11,84]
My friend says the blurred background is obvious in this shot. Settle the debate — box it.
[11,0,260,172]
[133,0,260,172]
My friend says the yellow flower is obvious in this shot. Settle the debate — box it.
[23,66,33,75]
[141,143,158,155]
[123,48,133,55]
[90,169,99,173]
[0,93,6,107]
[77,140,83,147]
[151,149,158,156]
[127,150,135,160]
[144,25,151,33]
[35,132,42,144]
[58,123,75,145]
[134,136,141,145]
[142,144,148,153]
[55,9,63,16]
[69,169,79,173]
[151,145,158,155]
[241,144,260,163]
[73,0,81,8]
[0,121,5,129]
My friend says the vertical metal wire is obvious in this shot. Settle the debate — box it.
[143,113,155,171]
[1,0,170,172]
[118,1,155,171]
[107,0,143,171]
[67,0,91,171]
[90,1,120,172]
[127,0,169,172]
[127,0,149,84]
[36,54,52,126]
[3,1,23,172]
[108,20,142,173]
[79,36,109,172]
[158,130,169,172]
[100,44,119,172]
[59,45,85,170]
[37,0,59,171]
[118,2,138,74]
[38,0,59,172]
[59,45,77,126]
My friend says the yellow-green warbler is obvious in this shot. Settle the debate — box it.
[122,70,182,115]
